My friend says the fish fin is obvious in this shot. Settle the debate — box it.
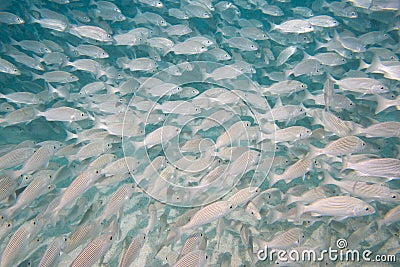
[314,39,327,51]
[366,55,383,73]
[303,88,316,103]
[274,96,283,108]
[268,173,278,187]
[296,202,305,218]
[64,130,77,141]
[358,59,370,70]
[376,219,384,230]
[268,21,278,32]
[308,144,322,158]
[286,194,299,206]
[375,94,390,114]
[340,157,351,172]
[31,72,41,81]
[302,50,313,60]
[320,170,336,185]
[268,209,282,224]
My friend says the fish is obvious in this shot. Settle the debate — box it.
[70,233,114,267]
[309,136,366,157]
[0,11,24,24]
[180,201,234,232]
[296,196,375,219]
[271,19,314,33]
[119,234,146,267]
[342,157,400,179]
[322,171,400,202]
[172,250,208,267]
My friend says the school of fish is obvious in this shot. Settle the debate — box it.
[0,0,400,266]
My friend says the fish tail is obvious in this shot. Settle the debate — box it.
[376,219,384,230]
[341,157,351,172]
[358,59,370,70]
[366,55,382,73]
[303,88,316,102]
[296,202,305,218]
[308,144,321,158]
[268,209,282,224]
[268,173,279,187]
[321,170,335,185]
[31,72,41,81]
[65,130,77,141]
[375,94,390,114]
[286,194,299,206]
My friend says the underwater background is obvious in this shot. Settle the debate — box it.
[0,0,400,266]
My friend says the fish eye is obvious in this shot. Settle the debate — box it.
[381,86,385,90]
[95,170,99,174]
[365,207,370,211]
[301,84,305,88]
[81,113,85,116]
[201,46,205,49]
[250,45,255,48]
[109,236,113,240]
[300,108,304,112]
[13,68,18,72]
[48,185,52,189]
[391,194,397,199]
[229,205,233,209]
[107,34,111,38]
[349,102,353,106]
[16,17,21,21]
[161,20,165,24]
[351,12,356,16]
[7,223,11,228]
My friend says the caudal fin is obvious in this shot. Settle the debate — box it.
[296,202,306,218]
[375,94,391,114]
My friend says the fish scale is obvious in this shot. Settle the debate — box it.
[1,220,38,266]
[96,183,135,223]
[14,146,53,177]
[0,147,35,170]
[64,222,102,254]
[181,201,234,232]
[172,250,207,267]
[70,233,114,267]
[120,234,146,267]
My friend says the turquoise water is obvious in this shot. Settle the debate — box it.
[0,0,399,266]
